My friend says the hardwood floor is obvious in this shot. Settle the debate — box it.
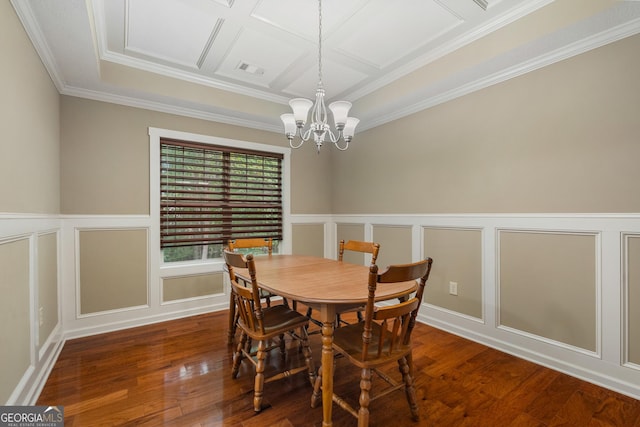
[37,310,640,426]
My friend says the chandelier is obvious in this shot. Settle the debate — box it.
[280,0,359,153]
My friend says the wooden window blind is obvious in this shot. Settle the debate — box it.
[160,138,283,248]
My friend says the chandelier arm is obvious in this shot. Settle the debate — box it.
[333,140,350,151]
[289,138,305,149]
[301,127,313,142]
[327,128,339,143]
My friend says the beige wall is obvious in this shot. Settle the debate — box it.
[423,228,482,319]
[60,96,332,215]
[332,33,640,214]
[59,96,334,327]
[79,229,148,314]
[1,1,60,214]
[0,239,31,403]
[292,224,325,257]
[1,3,61,405]
[371,225,412,270]
[4,0,640,402]
[499,231,596,351]
[38,233,58,347]
[163,273,224,302]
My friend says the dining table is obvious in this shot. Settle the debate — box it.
[233,254,418,427]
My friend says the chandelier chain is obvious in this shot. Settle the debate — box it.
[318,0,323,86]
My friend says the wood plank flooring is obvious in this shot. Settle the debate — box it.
[37,310,640,426]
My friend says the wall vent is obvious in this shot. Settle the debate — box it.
[237,62,264,75]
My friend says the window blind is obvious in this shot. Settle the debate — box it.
[160,138,283,248]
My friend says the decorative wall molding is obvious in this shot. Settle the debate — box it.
[330,213,640,400]
[0,217,62,405]
[5,211,640,403]
[495,228,602,357]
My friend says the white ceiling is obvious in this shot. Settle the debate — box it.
[11,0,640,134]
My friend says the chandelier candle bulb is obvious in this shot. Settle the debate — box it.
[289,98,313,124]
[343,117,360,140]
[280,114,296,137]
[328,101,352,128]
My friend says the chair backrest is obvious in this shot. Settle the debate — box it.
[228,238,272,255]
[360,258,433,361]
[223,249,265,334]
[339,240,380,265]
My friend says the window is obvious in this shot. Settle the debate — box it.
[160,137,283,262]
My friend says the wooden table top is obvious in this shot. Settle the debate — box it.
[242,254,417,305]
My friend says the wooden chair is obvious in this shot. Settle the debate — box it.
[306,240,380,328]
[224,250,316,412]
[228,237,273,255]
[226,238,275,344]
[311,258,433,427]
[339,240,381,265]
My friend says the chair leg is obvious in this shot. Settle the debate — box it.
[310,364,322,408]
[227,293,236,344]
[406,351,414,376]
[231,332,247,379]
[358,368,372,427]
[253,340,267,412]
[279,333,286,357]
[399,356,419,421]
[299,326,316,386]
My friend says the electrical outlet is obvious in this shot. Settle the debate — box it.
[449,281,458,296]
[39,307,44,326]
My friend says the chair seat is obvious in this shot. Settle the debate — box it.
[333,321,412,368]
[238,305,309,338]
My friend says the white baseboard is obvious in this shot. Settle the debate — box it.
[64,303,228,340]
[8,325,64,405]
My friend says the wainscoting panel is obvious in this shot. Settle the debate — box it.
[371,224,412,268]
[77,228,149,315]
[625,234,640,367]
[0,215,62,406]
[162,272,224,303]
[327,214,640,400]
[6,212,639,404]
[498,230,598,353]
[0,236,30,404]
[37,232,58,349]
[61,215,228,341]
[423,227,483,320]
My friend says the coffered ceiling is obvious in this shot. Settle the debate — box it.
[11,0,640,134]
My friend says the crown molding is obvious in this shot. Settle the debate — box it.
[361,14,640,132]
[60,84,282,133]
[10,0,65,92]
[346,0,554,101]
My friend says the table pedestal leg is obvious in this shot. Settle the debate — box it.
[321,319,334,427]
